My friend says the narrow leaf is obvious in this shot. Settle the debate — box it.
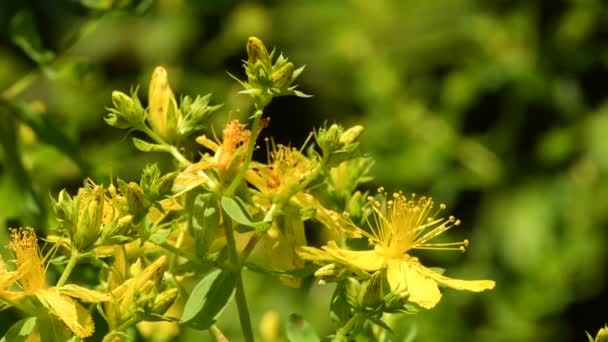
[191,193,220,257]
[220,196,270,231]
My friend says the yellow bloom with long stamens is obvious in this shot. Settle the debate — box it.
[298,189,495,309]
[0,228,110,338]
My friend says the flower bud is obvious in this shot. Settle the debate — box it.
[595,325,608,342]
[101,214,133,242]
[339,125,364,146]
[75,184,105,251]
[358,271,383,308]
[157,172,177,197]
[315,124,342,155]
[247,36,270,66]
[150,288,178,315]
[271,62,295,90]
[105,90,146,129]
[126,182,151,223]
[148,66,180,143]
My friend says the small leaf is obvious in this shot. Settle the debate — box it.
[132,138,170,153]
[191,193,220,257]
[1,317,37,342]
[181,269,236,330]
[221,196,270,231]
[286,314,320,342]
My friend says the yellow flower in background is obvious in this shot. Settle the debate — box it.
[0,228,110,338]
[298,189,495,309]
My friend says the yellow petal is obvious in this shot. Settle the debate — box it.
[298,241,385,272]
[323,241,385,271]
[424,267,496,292]
[402,259,442,309]
[38,288,95,338]
[59,284,111,303]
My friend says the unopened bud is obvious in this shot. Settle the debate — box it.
[247,36,270,66]
[106,91,146,129]
[75,185,105,251]
[315,124,342,155]
[595,325,608,342]
[151,288,178,315]
[126,182,151,223]
[148,66,180,142]
[271,62,295,90]
[339,125,364,146]
[358,271,383,308]
[157,172,177,197]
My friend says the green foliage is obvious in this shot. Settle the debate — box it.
[1,1,607,342]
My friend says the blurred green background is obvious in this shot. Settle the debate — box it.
[1,0,607,341]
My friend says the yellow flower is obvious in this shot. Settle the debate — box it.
[298,189,495,309]
[0,228,110,338]
[174,120,251,194]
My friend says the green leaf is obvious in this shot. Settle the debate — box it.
[132,138,170,153]
[1,317,37,342]
[220,196,270,231]
[8,10,54,64]
[286,314,320,342]
[329,281,352,326]
[191,193,220,258]
[181,269,236,330]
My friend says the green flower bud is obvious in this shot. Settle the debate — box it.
[105,90,146,130]
[271,62,295,90]
[315,124,342,156]
[339,125,364,146]
[157,172,177,197]
[126,182,151,223]
[358,271,384,308]
[101,214,133,242]
[52,189,78,237]
[74,184,105,251]
[148,66,180,143]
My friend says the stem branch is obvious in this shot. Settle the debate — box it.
[56,249,80,287]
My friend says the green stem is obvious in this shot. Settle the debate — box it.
[336,312,363,340]
[224,109,263,196]
[222,217,254,342]
[142,126,192,167]
[56,249,80,287]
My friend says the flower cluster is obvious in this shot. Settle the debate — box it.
[0,37,494,341]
